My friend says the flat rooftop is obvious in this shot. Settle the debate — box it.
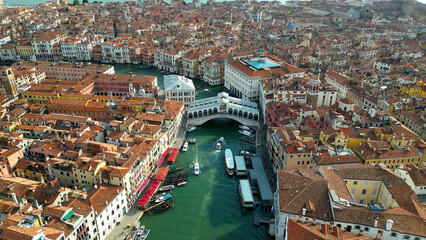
[246,58,279,69]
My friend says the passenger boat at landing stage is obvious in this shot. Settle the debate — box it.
[224,149,234,176]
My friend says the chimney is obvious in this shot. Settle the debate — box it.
[330,221,334,227]
[11,193,18,204]
[37,213,44,226]
[376,230,383,239]
[312,218,317,226]
[302,208,306,216]
[305,218,309,223]
[374,218,378,227]
[321,224,330,235]
[94,184,97,189]
[333,226,342,238]
[359,229,364,235]
[105,200,108,205]
[385,219,393,231]
[298,214,303,222]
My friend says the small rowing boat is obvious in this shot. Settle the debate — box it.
[176,181,187,187]
[159,185,175,192]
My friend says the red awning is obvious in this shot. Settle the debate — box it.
[167,148,180,164]
[137,180,163,207]
[154,167,169,181]
[138,177,151,192]
[157,148,171,167]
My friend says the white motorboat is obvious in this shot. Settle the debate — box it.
[182,142,188,152]
[224,149,234,176]
[155,193,172,203]
[141,229,150,240]
[187,127,197,133]
[216,137,224,150]
[238,130,254,138]
[131,225,145,240]
[239,125,251,131]
[194,162,200,175]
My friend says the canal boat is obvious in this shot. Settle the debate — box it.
[182,142,188,152]
[194,162,200,175]
[216,137,224,150]
[159,185,175,192]
[141,229,150,240]
[139,65,152,69]
[148,200,174,215]
[176,181,187,187]
[168,167,184,174]
[239,125,251,131]
[129,225,145,240]
[155,193,172,203]
[187,127,197,133]
[224,149,235,176]
[238,130,255,138]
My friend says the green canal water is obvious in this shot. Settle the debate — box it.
[141,120,271,240]
[114,64,272,240]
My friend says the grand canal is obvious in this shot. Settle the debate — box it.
[115,64,272,240]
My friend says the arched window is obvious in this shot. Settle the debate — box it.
[233,109,238,115]
[228,108,233,114]
[194,112,198,118]
[238,110,243,117]
[243,112,248,118]
[254,114,258,121]
[198,111,203,117]
[203,110,207,116]
[213,108,218,114]
[209,109,213,115]
[188,113,193,119]
[249,113,253,119]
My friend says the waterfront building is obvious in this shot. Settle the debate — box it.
[274,164,426,240]
[267,127,316,170]
[224,56,304,101]
[182,51,199,78]
[201,56,224,85]
[85,185,127,240]
[164,75,196,107]
[101,41,130,64]
[13,60,115,80]
[15,42,36,61]
[61,37,94,61]
[31,31,67,61]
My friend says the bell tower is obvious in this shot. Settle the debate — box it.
[0,67,19,99]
